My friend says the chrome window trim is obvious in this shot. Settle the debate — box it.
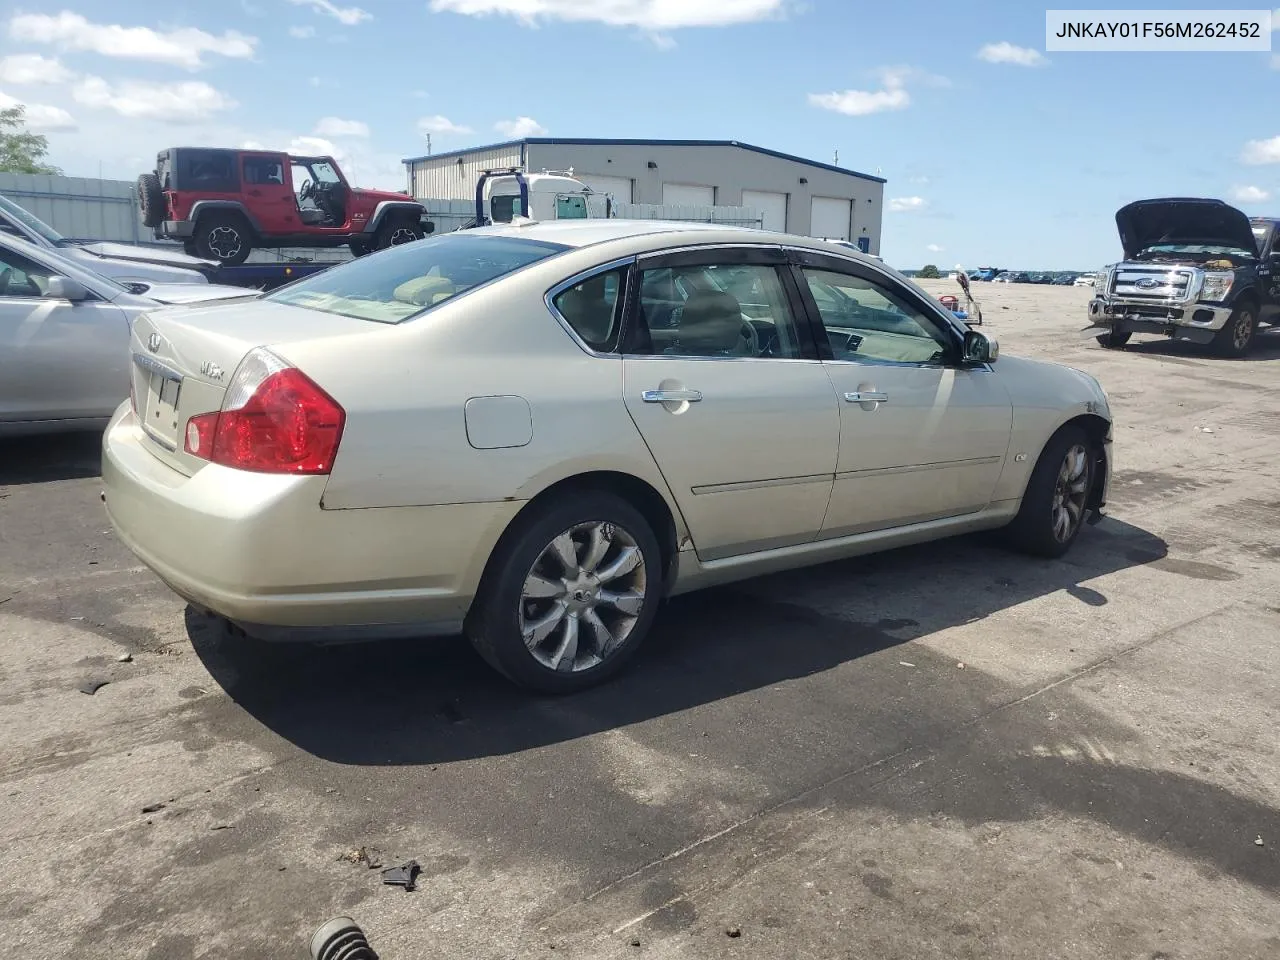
[543,255,636,357]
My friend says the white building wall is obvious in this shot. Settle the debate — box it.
[410,144,523,201]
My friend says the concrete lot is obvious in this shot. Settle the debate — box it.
[1,281,1278,960]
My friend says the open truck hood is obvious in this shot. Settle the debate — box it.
[1115,198,1259,259]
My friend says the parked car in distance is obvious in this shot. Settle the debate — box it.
[138,147,432,266]
[1074,273,1099,287]
[0,233,253,436]
[103,220,1113,694]
[1052,274,1078,285]
[1087,198,1280,357]
[0,193,216,286]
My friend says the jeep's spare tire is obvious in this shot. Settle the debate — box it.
[136,173,164,228]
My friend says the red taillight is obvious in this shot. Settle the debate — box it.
[184,351,344,474]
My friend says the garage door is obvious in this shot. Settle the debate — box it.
[810,197,852,241]
[662,183,715,207]
[741,190,788,232]
[577,173,633,203]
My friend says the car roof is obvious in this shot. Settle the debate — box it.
[468,218,882,261]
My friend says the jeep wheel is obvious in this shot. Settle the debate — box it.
[1095,330,1130,349]
[1213,304,1257,359]
[374,218,424,251]
[136,173,165,229]
[348,238,372,257]
[194,213,252,266]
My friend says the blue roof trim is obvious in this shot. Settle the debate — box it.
[402,137,885,184]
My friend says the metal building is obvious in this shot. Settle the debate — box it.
[403,138,886,253]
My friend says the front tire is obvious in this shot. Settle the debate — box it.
[1004,426,1094,559]
[193,213,253,266]
[348,238,372,257]
[1213,304,1257,358]
[373,218,424,251]
[465,492,663,694]
[1095,330,1130,349]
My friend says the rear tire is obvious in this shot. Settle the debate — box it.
[193,213,253,266]
[1095,330,1130,349]
[1004,425,1095,559]
[136,173,164,228]
[465,491,663,694]
[1212,304,1257,358]
[373,217,424,251]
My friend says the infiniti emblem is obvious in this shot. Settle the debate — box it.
[147,332,162,353]
[1135,277,1162,289]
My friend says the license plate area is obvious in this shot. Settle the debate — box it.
[133,354,184,450]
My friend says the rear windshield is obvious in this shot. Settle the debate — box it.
[266,234,569,323]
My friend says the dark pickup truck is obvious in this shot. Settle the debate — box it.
[1086,198,1279,357]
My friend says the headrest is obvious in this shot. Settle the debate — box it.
[677,290,744,354]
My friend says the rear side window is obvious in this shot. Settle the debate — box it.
[177,150,239,192]
[551,267,627,352]
[266,234,568,323]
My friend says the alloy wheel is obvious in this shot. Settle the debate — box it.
[519,521,647,673]
[1232,310,1254,352]
[207,226,243,261]
[1051,444,1089,543]
[389,227,418,245]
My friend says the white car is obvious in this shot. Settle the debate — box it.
[1074,273,1099,287]
[0,232,253,435]
[103,220,1112,693]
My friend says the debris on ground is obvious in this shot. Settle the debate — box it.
[78,678,109,695]
[1256,835,1265,847]
[899,661,916,668]
[338,846,385,869]
[957,662,966,669]
[141,802,166,814]
[629,938,641,947]
[725,926,742,938]
[211,824,233,831]
[381,860,421,892]
[70,616,86,621]
[116,653,133,663]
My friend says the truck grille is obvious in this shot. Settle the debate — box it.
[1109,265,1196,303]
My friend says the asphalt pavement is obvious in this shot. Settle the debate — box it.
[1,282,1277,960]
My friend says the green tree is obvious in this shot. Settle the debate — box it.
[0,106,61,175]
[918,263,941,279]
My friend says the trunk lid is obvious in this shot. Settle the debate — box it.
[1115,198,1260,260]
[129,299,381,475]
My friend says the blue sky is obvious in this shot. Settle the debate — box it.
[0,1,1277,267]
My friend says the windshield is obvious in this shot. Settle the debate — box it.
[266,234,568,323]
[312,161,341,184]
[0,194,64,245]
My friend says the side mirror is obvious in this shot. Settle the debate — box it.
[962,329,999,364]
[45,276,89,301]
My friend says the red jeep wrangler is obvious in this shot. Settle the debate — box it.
[136,147,431,265]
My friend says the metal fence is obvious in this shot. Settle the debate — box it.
[419,197,765,232]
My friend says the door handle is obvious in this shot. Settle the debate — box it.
[642,388,703,403]
[844,391,887,403]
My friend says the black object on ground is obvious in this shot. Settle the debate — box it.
[78,678,109,695]
[381,860,421,892]
[141,802,166,814]
[310,916,379,960]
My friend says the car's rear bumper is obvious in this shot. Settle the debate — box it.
[156,220,195,239]
[101,405,521,635]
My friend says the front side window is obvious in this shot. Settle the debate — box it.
[631,262,804,359]
[267,234,568,323]
[0,247,54,298]
[551,267,626,351]
[802,268,953,365]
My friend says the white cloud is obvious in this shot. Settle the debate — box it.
[0,54,72,85]
[9,12,257,70]
[288,0,373,25]
[72,76,236,123]
[495,116,547,137]
[1241,135,1280,164]
[289,25,317,38]
[889,196,928,212]
[647,32,677,49]
[314,116,369,137]
[418,114,472,135]
[875,65,950,88]
[0,91,76,130]
[809,86,909,116]
[926,243,944,252]
[908,175,930,184]
[289,135,339,156]
[429,0,787,29]
[977,41,1047,66]
[1231,185,1271,203]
